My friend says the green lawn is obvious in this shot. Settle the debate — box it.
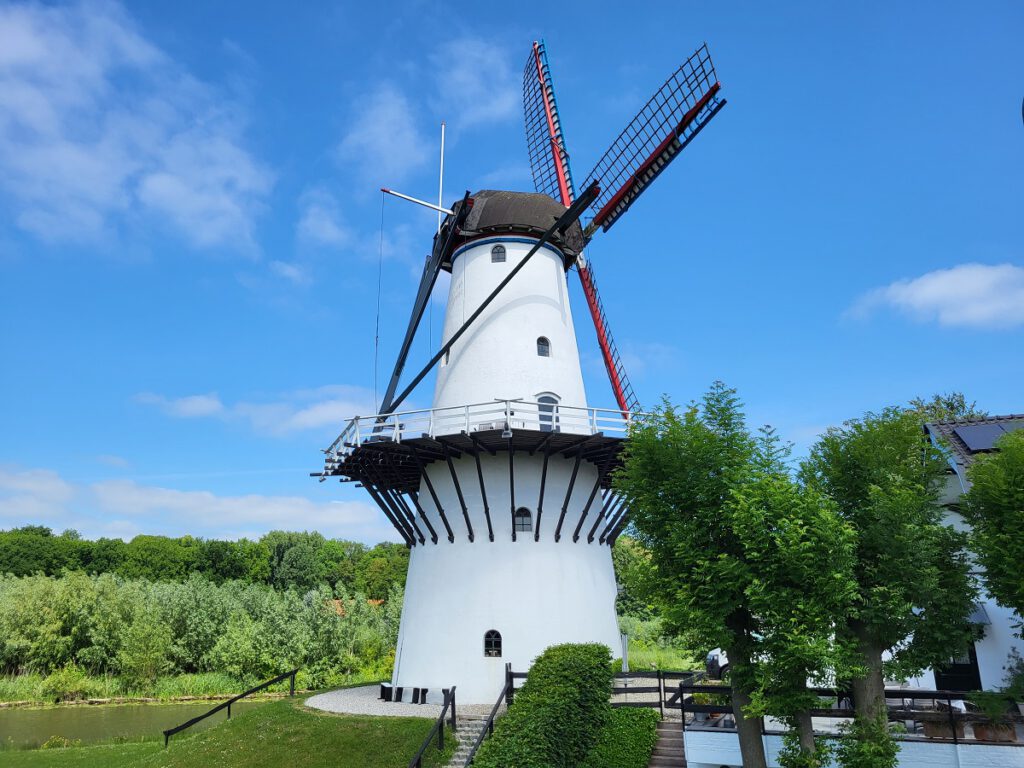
[3,698,456,768]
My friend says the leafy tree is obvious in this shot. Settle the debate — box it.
[118,535,199,581]
[611,536,656,620]
[117,607,172,687]
[800,407,977,756]
[909,391,986,422]
[354,543,408,600]
[616,384,856,767]
[963,430,1024,632]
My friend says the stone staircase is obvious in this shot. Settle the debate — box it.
[446,713,491,767]
[648,719,686,767]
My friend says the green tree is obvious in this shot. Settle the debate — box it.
[616,385,856,768]
[801,407,977,760]
[354,543,408,600]
[117,607,172,687]
[611,536,655,620]
[963,430,1024,631]
[909,391,986,421]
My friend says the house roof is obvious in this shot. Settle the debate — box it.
[924,414,1024,471]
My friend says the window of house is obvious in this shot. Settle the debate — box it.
[514,507,532,533]
[537,337,550,357]
[491,245,506,263]
[484,630,502,657]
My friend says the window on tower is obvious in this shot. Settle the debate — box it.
[484,629,502,657]
[538,394,560,433]
[514,507,532,533]
[491,245,506,263]
[537,337,550,357]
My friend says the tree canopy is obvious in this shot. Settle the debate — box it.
[963,429,1024,632]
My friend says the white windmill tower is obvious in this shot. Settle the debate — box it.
[318,41,726,705]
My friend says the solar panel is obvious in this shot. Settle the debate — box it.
[953,423,1008,452]
[1001,421,1024,436]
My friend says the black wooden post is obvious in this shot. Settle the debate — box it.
[947,694,958,745]
[290,671,295,697]
[227,702,232,719]
[658,670,664,720]
[679,682,686,732]
[450,687,457,732]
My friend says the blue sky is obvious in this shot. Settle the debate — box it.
[1,0,1021,543]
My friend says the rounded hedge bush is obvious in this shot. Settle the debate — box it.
[473,643,614,768]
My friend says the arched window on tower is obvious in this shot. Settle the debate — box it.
[491,245,506,263]
[538,394,560,433]
[537,337,550,357]
[484,630,502,657]
[514,507,532,533]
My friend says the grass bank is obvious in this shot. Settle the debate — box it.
[2,696,455,768]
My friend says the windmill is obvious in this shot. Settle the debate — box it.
[317,41,725,705]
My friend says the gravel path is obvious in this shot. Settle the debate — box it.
[305,685,496,718]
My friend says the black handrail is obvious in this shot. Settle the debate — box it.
[465,665,515,766]
[408,686,457,768]
[163,668,298,747]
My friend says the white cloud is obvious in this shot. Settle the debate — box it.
[269,260,310,285]
[296,187,351,247]
[0,466,75,522]
[429,38,518,129]
[0,0,272,249]
[0,464,397,542]
[91,480,388,541]
[851,263,1024,329]
[136,384,378,436]
[136,392,226,418]
[336,84,429,183]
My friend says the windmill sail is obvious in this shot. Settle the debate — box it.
[582,43,725,234]
[523,41,640,414]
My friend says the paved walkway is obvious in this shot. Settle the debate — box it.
[305,685,494,718]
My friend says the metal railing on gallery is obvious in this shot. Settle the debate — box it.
[323,399,646,463]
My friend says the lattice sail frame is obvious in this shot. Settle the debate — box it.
[581,43,725,233]
[523,41,577,203]
[523,41,641,414]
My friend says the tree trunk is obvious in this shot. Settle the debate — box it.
[849,621,886,721]
[793,709,818,762]
[724,644,767,768]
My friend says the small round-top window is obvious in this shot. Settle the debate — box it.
[491,245,506,263]
[484,630,502,658]
[537,337,550,357]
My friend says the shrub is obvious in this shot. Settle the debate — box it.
[580,707,659,768]
[834,713,899,768]
[474,643,613,768]
[41,662,93,702]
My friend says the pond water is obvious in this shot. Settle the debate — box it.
[0,699,265,750]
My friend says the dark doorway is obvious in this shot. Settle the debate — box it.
[933,644,982,692]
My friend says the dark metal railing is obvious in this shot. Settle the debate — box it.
[408,686,457,768]
[676,682,1024,746]
[162,668,298,747]
[611,669,704,717]
[465,664,527,766]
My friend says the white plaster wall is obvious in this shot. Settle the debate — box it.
[433,237,588,411]
[684,731,1024,768]
[391,451,622,704]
